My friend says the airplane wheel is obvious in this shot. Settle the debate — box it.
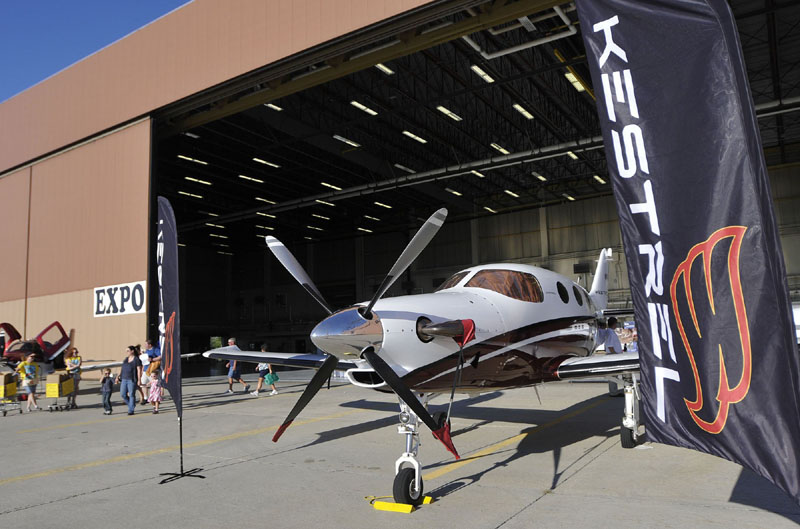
[393,467,424,506]
[620,425,637,449]
[432,411,449,430]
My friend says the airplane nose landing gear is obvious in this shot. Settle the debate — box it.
[393,396,428,505]
[620,373,643,448]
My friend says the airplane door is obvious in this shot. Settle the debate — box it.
[35,322,71,361]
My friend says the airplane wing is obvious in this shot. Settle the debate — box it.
[76,353,203,373]
[555,351,639,379]
[203,346,358,371]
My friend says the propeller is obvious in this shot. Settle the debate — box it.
[362,347,459,459]
[272,354,339,442]
[361,208,448,318]
[265,236,333,315]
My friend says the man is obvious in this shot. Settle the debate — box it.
[601,317,623,354]
[224,337,250,394]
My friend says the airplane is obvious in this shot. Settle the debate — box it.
[204,208,641,505]
[1,321,72,370]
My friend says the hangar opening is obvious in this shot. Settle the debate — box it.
[146,0,800,361]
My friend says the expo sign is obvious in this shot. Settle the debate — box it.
[93,281,146,317]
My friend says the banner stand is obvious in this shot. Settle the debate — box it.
[159,417,204,484]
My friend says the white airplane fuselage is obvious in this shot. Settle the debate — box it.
[311,263,601,393]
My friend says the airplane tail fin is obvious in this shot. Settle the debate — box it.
[589,248,612,311]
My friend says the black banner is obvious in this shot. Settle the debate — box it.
[578,0,800,503]
[157,197,182,418]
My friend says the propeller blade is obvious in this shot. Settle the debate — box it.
[362,347,459,459]
[265,236,333,315]
[272,354,340,442]
[362,208,447,318]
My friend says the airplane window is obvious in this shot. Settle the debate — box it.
[557,282,570,304]
[573,285,584,306]
[435,271,469,291]
[465,269,544,302]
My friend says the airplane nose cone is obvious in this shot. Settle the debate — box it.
[310,306,384,359]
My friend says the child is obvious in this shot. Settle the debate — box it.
[16,353,40,412]
[100,369,115,415]
[147,369,163,414]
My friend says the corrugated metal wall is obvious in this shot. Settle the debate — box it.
[0,120,151,364]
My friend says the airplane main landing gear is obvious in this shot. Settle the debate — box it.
[393,395,430,505]
[620,373,642,448]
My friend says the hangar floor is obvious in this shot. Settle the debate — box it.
[1,372,798,528]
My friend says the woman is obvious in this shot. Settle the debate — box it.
[16,353,40,412]
[64,347,82,409]
[115,345,142,415]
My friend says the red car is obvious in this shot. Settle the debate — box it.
[0,322,71,369]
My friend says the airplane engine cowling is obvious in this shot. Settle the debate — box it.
[310,306,384,359]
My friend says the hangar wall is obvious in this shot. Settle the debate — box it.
[0,0,433,174]
[0,120,151,365]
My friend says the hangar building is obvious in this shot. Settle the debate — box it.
[1,0,798,366]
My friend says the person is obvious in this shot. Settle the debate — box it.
[224,337,250,394]
[116,345,143,415]
[64,347,82,409]
[145,338,161,361]
[603,317,623,354]
[251,346,279,397]
[138,345,151,404]
[16,353,40,412]
[100,368,115,415]
[148,369,163,414]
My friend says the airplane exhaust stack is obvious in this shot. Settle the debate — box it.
[589,248,612,311]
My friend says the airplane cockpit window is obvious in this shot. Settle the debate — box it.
[557,282,570,304]
[573,285,584,306]
[435,271,469,291]
[465,269,544,302]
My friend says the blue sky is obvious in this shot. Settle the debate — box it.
[0,0,193,103]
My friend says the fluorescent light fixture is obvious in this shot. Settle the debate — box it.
[491,143,510,155]
[182,131,200,139]
[566,151,579,160]
[333,134,361,148]
[264,103,283,111]
[256,212,276,218]
[594,174,607,184]
[307,225,324,231]
[394,163,416,174]
[471,65,495,83]
[178,191,203,199]
[178,243,187,247]
[436,105,463,121]
[185,176,212,185]
[239,174,264,183]
[357,227,373,233]
[350,100,378,116]
[471,170,485,178]
[321,182,342,191]
[402,130,427,144]
[217,251,234,256]
[375,63,395,75]
[209,233,228,239]
[205,212,219,217]
[374,201,392,209]
[255,225,274,230]
[533,172,547,182]
[446,188,463,196]
[504,189,520,198]
[312,214,330,220]
[252,157,280,168]
[205,223,225,229]
[255,197,276,204]
[513,103,534,120]
[304,237,314,241]
[564,193,576,201]
[177,155,208,165]
[565,72,586,92]
[364,215,380,221]
[213,243,229,248]
[315,199,335,207]
[484,206,497,214]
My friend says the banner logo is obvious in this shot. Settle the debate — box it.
[670,226,752,434]
[163,311,176,383]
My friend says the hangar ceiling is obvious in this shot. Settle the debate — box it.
[153,0,800,254]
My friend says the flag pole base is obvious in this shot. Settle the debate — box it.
[158,468,205,484]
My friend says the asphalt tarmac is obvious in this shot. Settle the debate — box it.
[1,371,799,528]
